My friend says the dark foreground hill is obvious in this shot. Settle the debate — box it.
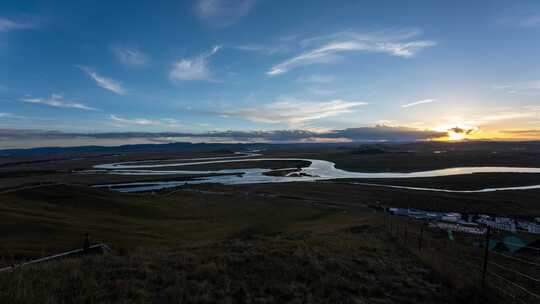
[0,179,514,303]
[0,226,470,304]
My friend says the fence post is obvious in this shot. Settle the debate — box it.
[418,226,423,252]
[404,224,408,245]
[481,226,491,291]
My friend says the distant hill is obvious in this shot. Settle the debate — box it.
[350,147,389,155]
[0,142,266,157]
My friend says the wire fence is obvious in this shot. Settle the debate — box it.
[384,214,540,304]
[0,243,111,273]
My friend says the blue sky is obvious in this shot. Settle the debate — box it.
[1,0,540,143]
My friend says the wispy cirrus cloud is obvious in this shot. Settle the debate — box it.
[267,29,436,76]
[448,111,537,126]
[195,0,257,28]
[500,13,540,28]
[161,118,187,129]
[112,46,149,67]
[234,34,301,55]
[222,98,368,125]
[234,43,290,55]
[0,112,25,119]
[0,17,38,32]
[519,14,540,27]
[169,46,221,82]
[21,94,98,111]
[109,115,187,129]
[110,114,161,126]
[524,105,540,112]
[501,129,540,135]
[493,80,540,94]
[479,112,536,123]
[78,66,127,95]
[297,74,335,83]
[0,112,15,118]
[401,98,436,108]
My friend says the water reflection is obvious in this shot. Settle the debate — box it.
[92,153,540,193]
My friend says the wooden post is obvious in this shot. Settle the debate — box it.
[404,224,408,245]
[418,226,424,252]
[481,226,491,291]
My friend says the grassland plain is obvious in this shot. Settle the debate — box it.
[0,186,468,304]
[0,183,499,303]
[3,141,540,194]
[234,181,540,216]
[0,184,336,260]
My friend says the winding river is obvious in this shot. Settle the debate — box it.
[92,152,540,193]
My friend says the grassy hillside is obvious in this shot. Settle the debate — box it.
[0,185,333,261]
[0,178,526,303]
[0,220,467,304]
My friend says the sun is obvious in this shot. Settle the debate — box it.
[447,131,465,141]
[433,123,478,141]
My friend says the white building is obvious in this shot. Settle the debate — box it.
[527,223,540,234]
[441,212,461,222]
[477,218,517,232]
[429,221,486,235]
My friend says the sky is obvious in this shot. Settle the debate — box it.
[1,0,540,148]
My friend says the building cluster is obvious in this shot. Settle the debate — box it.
[388,207,540,235]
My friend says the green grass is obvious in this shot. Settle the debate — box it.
[383,215,539,303]
[238,181,540,216]
[0,185,333,261]
[0,183,514,303]
[0,221,463,304]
